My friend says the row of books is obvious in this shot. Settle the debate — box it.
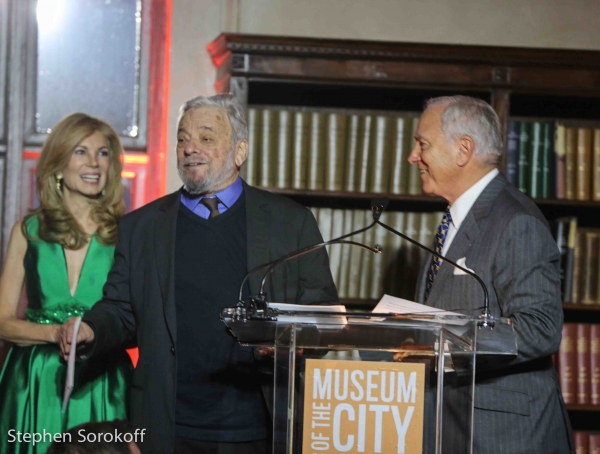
[507,121,600,200]
[557,323,600,406]
[553,217,600,305]
[574,432,600,454]
[309,207,443,300]
[245,106,424,195]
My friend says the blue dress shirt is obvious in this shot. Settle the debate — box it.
[180,177,244,219]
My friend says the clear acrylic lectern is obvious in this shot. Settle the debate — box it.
[221,305,517,454]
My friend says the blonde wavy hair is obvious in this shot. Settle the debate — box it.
[23,113,125,249]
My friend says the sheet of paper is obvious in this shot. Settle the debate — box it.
[268,302,347,325]
[347,295,468,326]
[62,316,81,413]
[373,294,465,317]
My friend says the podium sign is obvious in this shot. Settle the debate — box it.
[302,359,425,454]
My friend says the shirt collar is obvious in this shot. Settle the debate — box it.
[180,176,244,212]
[448,168,499,230]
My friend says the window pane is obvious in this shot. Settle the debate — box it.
[36,0,142,137]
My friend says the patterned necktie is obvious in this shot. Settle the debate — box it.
[425,206,452,302]
[200,197,221,219]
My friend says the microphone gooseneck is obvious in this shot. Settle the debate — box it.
[238,219,381,310]
[371,196,491,319]
[258,240,381,297]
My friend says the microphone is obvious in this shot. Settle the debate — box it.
[237,220,382,318]
[371,197,491,320]
[371,197,389,221]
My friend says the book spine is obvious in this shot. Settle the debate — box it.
[577,323,591,405]
[307,112,326,190]
[563,218,578,303]
[576,128,593,201]
[275,110,292,189]
[574,431,589,454]
[517,122,530,195]
[572,230,584,304]
[565,127,577,200]
[328,209,345,294]
[590,433,600,454]
[389,117,408,194]
[370,115,391,193]
[591,324,600,406]
[581,230,599,305]
[336,209,355,299]
[356,116,373,193]
[291,112,310,190]
[555,123,567,199]
[506,120,520,186]
[558,323,577,404]
[552,219,568,301]
[370,211,390,300]
[259,109,274,187]
[594,129,600,201]
[542,122,555,199]
[324,113,348,191]
[245,107,261,186]
[359,215,376,300]
[528,122,543,198]
[347,209,366,298]
[316,208,333,244]
[343,115,360,192]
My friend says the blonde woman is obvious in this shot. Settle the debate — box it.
[0,113,131,453]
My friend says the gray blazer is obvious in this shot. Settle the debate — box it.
[83,181,338,454]
[416,174,573,454]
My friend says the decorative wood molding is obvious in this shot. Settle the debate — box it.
[208,34,600,71]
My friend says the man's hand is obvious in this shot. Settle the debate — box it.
[257,347,304,357]
[57,317,95,361]
[393,344,433,362]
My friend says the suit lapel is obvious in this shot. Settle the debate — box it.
[244,182,273,295]
[427,174,506,304]
[154,191,180,345]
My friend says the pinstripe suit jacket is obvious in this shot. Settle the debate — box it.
[415,174,574,454]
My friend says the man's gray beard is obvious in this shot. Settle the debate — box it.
[178,153,237,195]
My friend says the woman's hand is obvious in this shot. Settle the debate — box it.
[57,317,95,361]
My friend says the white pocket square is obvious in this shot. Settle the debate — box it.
[453,257,474,275]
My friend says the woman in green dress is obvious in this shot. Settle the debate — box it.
[0,113,132,453]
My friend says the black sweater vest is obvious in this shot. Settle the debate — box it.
[174,194,267,442]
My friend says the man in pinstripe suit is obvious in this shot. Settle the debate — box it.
[408,96,573,453]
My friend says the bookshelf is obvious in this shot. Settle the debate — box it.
[208,34,600,428]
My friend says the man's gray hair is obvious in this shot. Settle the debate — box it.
[425,96,502,166]
[178,93,248,146]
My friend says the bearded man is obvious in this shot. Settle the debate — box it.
[60,94,338,454]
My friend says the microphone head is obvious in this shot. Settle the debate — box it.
[370,197,390,220]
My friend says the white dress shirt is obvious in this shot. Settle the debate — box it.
[442,168,499,255]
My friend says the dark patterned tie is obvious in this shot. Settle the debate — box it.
[425,206,452,302]
[200,197,221,219]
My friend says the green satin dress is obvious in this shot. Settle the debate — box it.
[0,216,132,454]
